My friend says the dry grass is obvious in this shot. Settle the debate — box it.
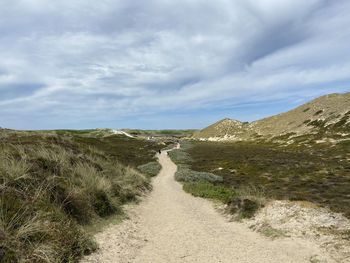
[236,184,267,207]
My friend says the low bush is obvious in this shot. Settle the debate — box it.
[183,181,236,202]
[137,162,162,177]
[168,149,192,164]
[174,165,223,183]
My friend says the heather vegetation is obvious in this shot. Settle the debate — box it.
[170,140,350,218]
[169,145,266,219]
[0,130,161,262]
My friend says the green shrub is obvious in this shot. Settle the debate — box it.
[168,149,192,164]
[183,181,236,202]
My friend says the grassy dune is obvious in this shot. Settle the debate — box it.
[0,130,161,262]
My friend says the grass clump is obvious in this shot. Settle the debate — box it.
[226,185,267,219]
[137,162,162,177]
[0,132,153,262]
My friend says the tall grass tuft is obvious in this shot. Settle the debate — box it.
[227,185,267,219]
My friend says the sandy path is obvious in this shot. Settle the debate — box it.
[82,151,331,263]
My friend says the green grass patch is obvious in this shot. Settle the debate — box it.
[174,165,223,183]
[183,181,236,202]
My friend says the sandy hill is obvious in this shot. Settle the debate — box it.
[193,92,350,142]
[192,118,253,141]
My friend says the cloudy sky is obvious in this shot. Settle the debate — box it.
[0,0,349,130]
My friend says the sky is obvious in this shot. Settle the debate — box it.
[0,0,349,130]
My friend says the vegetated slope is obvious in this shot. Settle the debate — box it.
[253,92,350,139]
[178,140,350,217]
[0,130,160,263]
[193,92,350,142]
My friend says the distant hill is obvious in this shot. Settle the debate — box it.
[193,92,350,143]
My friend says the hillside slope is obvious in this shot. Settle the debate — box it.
[193,92,350,142]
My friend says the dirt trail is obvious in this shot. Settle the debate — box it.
[82,151,332,263]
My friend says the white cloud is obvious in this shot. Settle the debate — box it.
[0,0,349,129]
